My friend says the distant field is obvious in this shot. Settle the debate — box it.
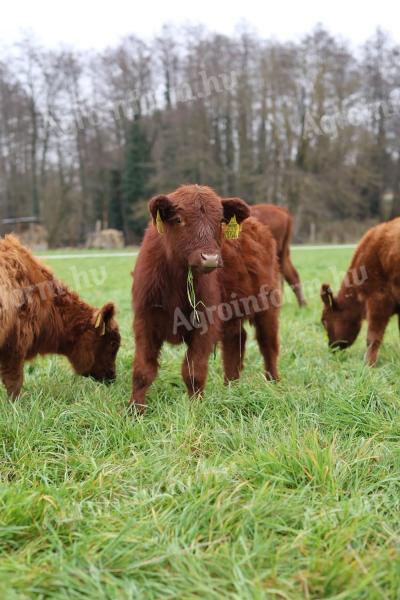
[1,246,399,599]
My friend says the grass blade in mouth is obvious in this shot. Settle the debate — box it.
[187,267,205,324]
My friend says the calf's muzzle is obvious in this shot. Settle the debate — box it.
[200,253,221,270]
[188,249,223,272]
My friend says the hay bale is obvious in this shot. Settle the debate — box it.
[86,228,125,249]
[18,224,48,251]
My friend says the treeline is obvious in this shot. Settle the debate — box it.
[0,25,400,245]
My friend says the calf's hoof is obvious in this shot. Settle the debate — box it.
[364,354,377,367]
[129,398,146,416]
[7,388,22,402]
[266,371,280,382]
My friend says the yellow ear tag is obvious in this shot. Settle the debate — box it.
[95,313,106,336]
[156,210,164,234]
[224,215,241,240]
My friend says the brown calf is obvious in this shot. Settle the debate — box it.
[131,185,280,413]
[250,204,306,306]
[321,217,400,365]
[0,235,121,398]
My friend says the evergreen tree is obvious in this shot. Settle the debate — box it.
[122,116,153,241]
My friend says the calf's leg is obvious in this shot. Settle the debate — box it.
[365,300,393,366]
[130,332,162,414]
[182,332,214,397]
[0,358,24,400]
[254,309,280,381]
[222,320,247,383]
[282,254,307,307]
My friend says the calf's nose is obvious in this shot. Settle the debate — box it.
[200,253,220,269]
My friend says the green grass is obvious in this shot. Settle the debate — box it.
[1,247,400,599]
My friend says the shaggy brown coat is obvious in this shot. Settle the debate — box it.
[131,185,280,412]
[321,217,400,365]
[0,235,120,397]
[250,204,306,306]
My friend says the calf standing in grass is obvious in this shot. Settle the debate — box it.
[0,235,121,398]
[321,217,400,365]
[131,185,280,413]
[250,204,307,307]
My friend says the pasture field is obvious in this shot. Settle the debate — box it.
[1,247,400,599]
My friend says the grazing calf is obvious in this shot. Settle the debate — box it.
[250,204,306,306]
[0,235,121,398]
[131,185,280,413]
[321,217,400,365]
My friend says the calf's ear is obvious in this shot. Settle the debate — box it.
[149,195,176,225]
[321,284,336,310]
[221,197,250,224]
[93,302,116,336]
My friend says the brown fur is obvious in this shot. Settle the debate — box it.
[321,217,400,365]
[250,204,306,306]
[131,185,280,413]
[0,235,121,398]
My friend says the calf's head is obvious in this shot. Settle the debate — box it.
[69,302,121,382]
[149,185,250,273]
[320,284,362,350]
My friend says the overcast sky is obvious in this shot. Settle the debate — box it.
[1,0,399,50]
